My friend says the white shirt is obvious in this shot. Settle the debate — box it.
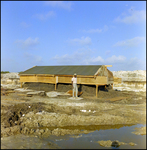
[72,77,77,84]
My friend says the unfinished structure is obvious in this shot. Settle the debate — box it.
[19,65,113,97]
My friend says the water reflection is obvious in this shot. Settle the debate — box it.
[51,124,146,149]
[35,123,135,131]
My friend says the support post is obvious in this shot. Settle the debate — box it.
[55,83,57,91]
[105,85,106,90]
[111,84,113,89]
[20,82,22,88]
[55,76,58,91]
[96,84,98,97]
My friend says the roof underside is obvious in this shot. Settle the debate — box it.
[20,65,103,76]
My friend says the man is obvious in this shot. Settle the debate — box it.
[71,73,78,98]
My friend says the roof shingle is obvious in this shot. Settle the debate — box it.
[19,65,103,76]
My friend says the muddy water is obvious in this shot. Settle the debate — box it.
[1,134,60,149]
[47,124,146,149]
[1,124,146,149]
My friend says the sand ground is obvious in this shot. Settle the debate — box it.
[1,83,146,140]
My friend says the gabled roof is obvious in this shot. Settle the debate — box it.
[19,65,103,76]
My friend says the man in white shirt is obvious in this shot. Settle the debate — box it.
[72,73,78,98]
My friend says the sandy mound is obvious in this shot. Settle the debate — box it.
[112,70,146,81]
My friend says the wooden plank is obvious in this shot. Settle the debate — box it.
[20,75,56,83]
[56,76,58,83]
[58,76,72,83]
[105,65,112,67]
[76,75,94,78]
[37,74,54,77]
[113,82,118,84]
[107,81,113,84]
[55,74,73,77]
[20,74,35,76]
[107,69,113,78]
[67,90,83,96]
[20,75,108,85]
[20,76,38,82]
[37,76,55,83]
[113,77,122,84]
[96,76,107,84]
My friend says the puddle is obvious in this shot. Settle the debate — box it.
[44,124,146,149]
[1,124,146,149]
[1,134,60,149]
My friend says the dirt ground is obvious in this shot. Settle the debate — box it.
[1,83,146,140]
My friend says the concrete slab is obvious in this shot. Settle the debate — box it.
[46,91,71,97]
[14,88,34,92]
[27,91,45,95]
[68,97,83,100]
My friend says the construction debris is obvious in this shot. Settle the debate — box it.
[1,88,15,96]
[66,90,83,96]
[97,140,136,147]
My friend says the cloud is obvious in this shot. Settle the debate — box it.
[15,37,39,49]
[82,25,108,33]
[52,49,125,66]
[85,56,105,65]
[44,1,73,10]
[51,51,145,71]
[82,28,102,33]
[33,11,56,21]
[126,57,145,69]
[20,22,30,28]
[52,49,92,64]
[67,36,92,45]
[85,55,126,65]
[105,50,111,55]
[113,57,146,71]
[103,25,109,32]
[106,55,126,64]
[114,7,146,24]
[113,37,145,47]
[24,52,43,63]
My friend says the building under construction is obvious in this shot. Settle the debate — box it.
[19,65,114,97]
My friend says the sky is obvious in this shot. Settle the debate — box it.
[1,1,146,72]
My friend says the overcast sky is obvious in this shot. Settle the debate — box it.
[1,1,146,72]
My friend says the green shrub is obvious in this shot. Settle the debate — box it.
[1,71,10,74]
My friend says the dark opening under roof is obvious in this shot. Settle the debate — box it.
[19,65,103,76]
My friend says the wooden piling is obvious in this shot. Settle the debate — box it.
[20,82,22,88]
[96,84,98,97]
[105,85,106,90]
[111,84,113,89]
[55,83,57,90]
